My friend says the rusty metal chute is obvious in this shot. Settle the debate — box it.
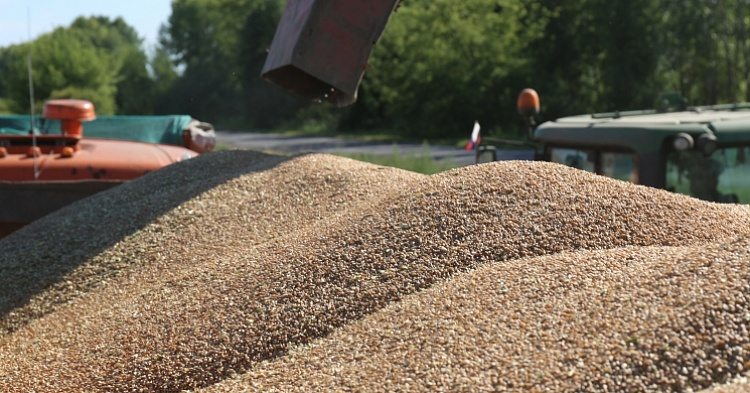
[262,0,400,107]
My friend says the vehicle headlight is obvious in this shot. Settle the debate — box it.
[672,133,694,151]
[697,133,718,156]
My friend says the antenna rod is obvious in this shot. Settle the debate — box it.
[28,49,35,135]
[27,8,39,180]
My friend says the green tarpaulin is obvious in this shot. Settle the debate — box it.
[0,115,193,147]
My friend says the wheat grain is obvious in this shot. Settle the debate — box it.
[1,151,749,392]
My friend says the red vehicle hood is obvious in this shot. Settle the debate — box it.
[0,137,197,182]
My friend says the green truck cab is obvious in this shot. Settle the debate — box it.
[477,89,750,204]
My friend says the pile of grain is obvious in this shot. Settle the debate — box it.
[1,150,749,392]
[203,240,750,392]
[0,151,420,336]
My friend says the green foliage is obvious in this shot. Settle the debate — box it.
[0,98,10,114]
[1,28,118,114]
[158,0,240,120]
[522,0,750,121]
[277,104,348,136]
[238,0,309,128]
[151,0,750,133]
[157,0,301,126]
[2,1,750,138]
[0,16,151,115]
[521,0,661,121]
[0,47,7,98]
[602,1,661,109]
[149,46,179,114]
[656,0,750,105]
[68,16,154,114]
[337,143,459,174]
[350,0,550,138]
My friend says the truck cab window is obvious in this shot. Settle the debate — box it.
[601,152,638,183]
[549,147,637,183]
[549,147,595,173]
[666,147,750,203]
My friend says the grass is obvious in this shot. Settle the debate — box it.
[216,128,466,175]
[273,124,464,145]
[216,140,460,175]
[334,143,460,175]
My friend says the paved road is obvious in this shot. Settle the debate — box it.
[216,131,534,167]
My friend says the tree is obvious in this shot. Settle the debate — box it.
[656,0,750,105]
[0,16,154,115]
[346,0,550,138]
[69,16,155,114]
[593,0,661,110]
[237,0,309,128]
[0,47,8,97]
[159,0,243,121]
[149,46,180,115]
[520,0,662,123]
[158,0,301,126]
[0,28,119,114]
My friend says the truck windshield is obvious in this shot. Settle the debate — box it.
[666,147,750,203]
[601,152,638,183]
[549,147,595,172]
[549,147,637,182]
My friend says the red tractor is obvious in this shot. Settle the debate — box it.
[0,99,215,238]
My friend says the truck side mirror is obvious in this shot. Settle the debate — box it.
[476,146,497,163]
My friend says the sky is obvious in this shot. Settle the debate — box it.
[0,0,172,50]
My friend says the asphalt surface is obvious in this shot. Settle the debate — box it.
[216,131,534,167]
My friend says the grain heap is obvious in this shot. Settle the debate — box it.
[1,150,749,392]
[203,241,750,392]
[0,151,420,336]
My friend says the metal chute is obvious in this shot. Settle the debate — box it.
[261,0,400,106]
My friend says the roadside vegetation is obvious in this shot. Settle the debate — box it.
[336,144,461,175]
[0,98,10,114]
[215,140,462,175]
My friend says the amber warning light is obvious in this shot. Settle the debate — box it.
[517,88,540,118]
